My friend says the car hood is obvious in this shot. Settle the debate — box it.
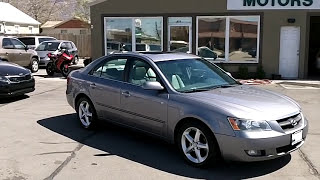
[36,51,53,58]
[0,61,30,76]
[185,85,300,121]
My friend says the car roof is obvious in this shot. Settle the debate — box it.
[39,40,71,43]
[18,36,56,39]
[114,52,200,62]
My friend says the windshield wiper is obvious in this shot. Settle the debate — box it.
[211,84,239,89]
[182,84,239,93]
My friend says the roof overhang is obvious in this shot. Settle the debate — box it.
[89,0,107,6]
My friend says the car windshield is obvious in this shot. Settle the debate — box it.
[156,58,239,93]
[35,42,60,51]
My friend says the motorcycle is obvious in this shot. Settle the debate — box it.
[46,49,74,77]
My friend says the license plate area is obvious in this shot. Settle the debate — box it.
[291,130,303,145]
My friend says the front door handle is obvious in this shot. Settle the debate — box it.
[89,83,96,88]
[121,91,131,97]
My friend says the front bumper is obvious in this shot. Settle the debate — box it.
[0,79,35,97]
[216,117,309,162]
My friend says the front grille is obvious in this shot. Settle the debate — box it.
[277,113,302,131]
[8,74,32,82]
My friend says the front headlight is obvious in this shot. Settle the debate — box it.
[228,117,272,131]
[0,76,9,83]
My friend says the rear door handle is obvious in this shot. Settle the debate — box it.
[89,83,96,88]
[121,91,131,97]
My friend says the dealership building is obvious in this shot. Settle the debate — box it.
[90,0,320,79]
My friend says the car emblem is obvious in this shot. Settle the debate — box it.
[290,118,298,126]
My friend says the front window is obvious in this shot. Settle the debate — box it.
[11,39,25,49]
[35,42,60,51]
[128,59,159,86]
[156,58,238,92]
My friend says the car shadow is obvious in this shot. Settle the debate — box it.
[37,113,291,179]
[0,95,29,105]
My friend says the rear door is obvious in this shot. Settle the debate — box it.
[88,56,131,125]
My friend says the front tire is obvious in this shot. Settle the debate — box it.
[61,63,71,77]
[176,121,220,167]
[76,97,97,129]
[30,58,39,73]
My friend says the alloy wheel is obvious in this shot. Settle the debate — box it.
[78,101,93,128]
[181,127,209,164]
[32,60,39,72]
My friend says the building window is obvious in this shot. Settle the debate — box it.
[28,26,33,33]
[104,17,163,55]
[197,16,260,63]
[61,30,68,34]
[14,25,19,34]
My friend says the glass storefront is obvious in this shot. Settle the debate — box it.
[197,16,260,63]
[104,16,260,63]
[105,17,163,54]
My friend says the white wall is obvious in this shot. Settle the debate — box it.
[42,28,91,35]
[2,22,39,35]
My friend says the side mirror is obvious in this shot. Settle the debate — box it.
[25,45,29,50]
[142,81,164,91]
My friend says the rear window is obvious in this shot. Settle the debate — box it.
[39,38,56,43]
[36,42,60,51]
[18,37,35,45]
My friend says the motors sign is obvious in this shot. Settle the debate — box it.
[227,0,320,10]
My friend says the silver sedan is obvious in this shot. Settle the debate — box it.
[66,53,308,167]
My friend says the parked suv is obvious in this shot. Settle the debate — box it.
[18,36,57,50]
[0,36,39,72]
[36,40,79,66]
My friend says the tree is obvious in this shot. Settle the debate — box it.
[74,0,90,22]
[8,0,74,23]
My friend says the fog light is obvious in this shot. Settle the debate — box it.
[246,150,262,156]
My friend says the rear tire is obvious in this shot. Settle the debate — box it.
[176,121,221,168]
[46,62,55,76]
[30,58,39,73]
[76,97,97,129]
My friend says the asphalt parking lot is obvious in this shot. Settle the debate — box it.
[1,68,320,180]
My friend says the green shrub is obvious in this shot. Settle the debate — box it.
[256,66,266,79]
[238,65,249,79]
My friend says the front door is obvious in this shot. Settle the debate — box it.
[120,58,168,136]
[11,38,31,67]
[279,26,301,79]
[168,17,192,53]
